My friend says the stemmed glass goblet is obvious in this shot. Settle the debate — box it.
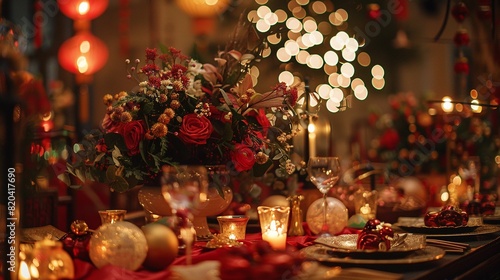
[307,157,341,237]
[161,165,209,265]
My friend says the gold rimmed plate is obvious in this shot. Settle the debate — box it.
[301,245,445,265]
[395,217,486,235]
[314,234,425,259]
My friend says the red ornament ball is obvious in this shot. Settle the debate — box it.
[454,58,469,74]
[451,2,469,23]
[379,128,400,150]
[453,29,470,46]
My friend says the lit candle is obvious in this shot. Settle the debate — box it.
[217,215,249,240]
[262,220,287,250]
[18,261,31,280]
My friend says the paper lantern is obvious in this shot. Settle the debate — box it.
[58,31,108,75]
[175,0,230,18]
[57,0,109,20]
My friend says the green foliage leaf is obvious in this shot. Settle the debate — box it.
[142,101,154,115]
[253,160,273,177]
[104,133,127,151]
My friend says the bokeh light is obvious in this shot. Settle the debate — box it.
[252,0,385,114]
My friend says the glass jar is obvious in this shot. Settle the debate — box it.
[33,239,74,279]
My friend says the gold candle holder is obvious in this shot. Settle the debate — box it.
[257,206,290,250]
[217,215,249,240]
[98,210,127,224]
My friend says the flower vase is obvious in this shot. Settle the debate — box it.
[192,165,233,240]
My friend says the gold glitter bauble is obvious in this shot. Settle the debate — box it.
[141,223,179,271]
[70,220,89,235]
[306,197,348,235]
[89,221,148,271]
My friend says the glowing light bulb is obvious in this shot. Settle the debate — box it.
[441,96,453,113]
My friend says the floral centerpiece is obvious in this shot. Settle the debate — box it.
[65,20,300,194]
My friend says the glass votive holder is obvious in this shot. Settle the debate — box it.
[98,209,127,224]
[217,215,249,240]
[354,189,378,221]
[257,206,290,250]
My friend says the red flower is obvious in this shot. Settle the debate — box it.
[145,48,158,61]
[96,139,108,153]
[178,114,214,145]
[249,108,271,136]
[102,113,123,133]
[286,87,298,107]
[230,143,256,172]
[119,121,145,156]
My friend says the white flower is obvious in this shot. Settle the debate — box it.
[111,146,123,166]
[187,59,204,76]
[186,79,205,97]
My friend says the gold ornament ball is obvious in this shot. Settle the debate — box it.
[306,197,348,235]
[70,220,89,235]
[260,195,290,207]
[89,221,148,271]
[142,223,179,270]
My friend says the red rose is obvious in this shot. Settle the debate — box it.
[119,120,145,156]
[178,114,214,145]
[230,143,256,172]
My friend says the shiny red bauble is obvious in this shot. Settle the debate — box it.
[451,2,469,23]
[453,29,470,46]
[454,58,469,74]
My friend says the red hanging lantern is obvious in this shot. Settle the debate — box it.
[175,0,230,18]
[57,0,109,20]
[58,31,108,75]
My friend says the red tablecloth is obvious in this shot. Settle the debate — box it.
[73,225,360,280]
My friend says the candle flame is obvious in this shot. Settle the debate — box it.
[19,261,31,280]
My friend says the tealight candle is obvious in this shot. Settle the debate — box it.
[257,206,290,250]
[354,190,377,221]
[217,215,250,240]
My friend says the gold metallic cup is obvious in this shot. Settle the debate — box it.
[98,210,127,224]
[217,215,249,240]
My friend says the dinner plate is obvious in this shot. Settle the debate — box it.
[314,234,425,258]
[395,220,500,237]
[301,245,445,265]
[395,217,482,235]
[482,216,500,224]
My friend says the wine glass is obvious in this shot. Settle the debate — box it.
[161,165,209,265]
[307,157,341,237]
